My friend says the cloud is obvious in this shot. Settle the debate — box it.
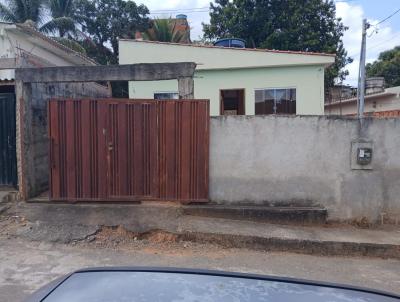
[336,2,400,86]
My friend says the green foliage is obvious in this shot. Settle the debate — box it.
[74,0,150,65]
[143,18,187,43]
[203,0,352,87]
[0,0,44,24]
[366,46,400,87]
[40,0,77,37]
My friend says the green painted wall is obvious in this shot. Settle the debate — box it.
[128,66,325,116]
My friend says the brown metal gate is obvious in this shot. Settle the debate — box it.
[48,99,209,202]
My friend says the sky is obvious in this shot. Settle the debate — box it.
[142,0,400,86]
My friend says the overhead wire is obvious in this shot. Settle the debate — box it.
[150,6,209,13]
[348,31,400,58]
[149,6,210,15]
[373,7,400,27]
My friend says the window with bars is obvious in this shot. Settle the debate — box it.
[255,88,296,115]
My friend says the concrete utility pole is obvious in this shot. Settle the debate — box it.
[357,19,370,119]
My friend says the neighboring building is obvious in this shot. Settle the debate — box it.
[135,14,191,44]
[326,84,357,103]
[119,39,335,116]
[325,79,400,117]
[0,22,97,81]
[0,21,109,189]
[169,14,190,43]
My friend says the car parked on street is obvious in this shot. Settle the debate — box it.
[24,267,400,302]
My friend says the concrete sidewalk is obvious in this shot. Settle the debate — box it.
[179,215,400,258]
[4,202,399,259]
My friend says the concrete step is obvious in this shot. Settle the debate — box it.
[179,216,400,259]
[182,204,327,225]
[0,190,19,203]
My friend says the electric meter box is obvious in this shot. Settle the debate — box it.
[351,141,373,170]
[357,148,372,165]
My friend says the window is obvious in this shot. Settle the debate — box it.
[154,92,179,100]
[255,88,296,115]
[220,89,245,115]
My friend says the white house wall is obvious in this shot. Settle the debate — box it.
[128,66,325,116]
[120,39,330,116]
[119,39,334,70]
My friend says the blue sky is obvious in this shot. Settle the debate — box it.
[143,0,400,86]
[361,0,400,29]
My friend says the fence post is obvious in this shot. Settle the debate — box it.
[178,76,194,99]
[15,80,32,200]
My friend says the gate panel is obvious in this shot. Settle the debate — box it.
[158,100,209,201]
[49,99,108,200]
[49,99,209,202]
[107,101,158,199]
[0,93,17,187]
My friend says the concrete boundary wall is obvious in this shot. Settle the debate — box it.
[209,115,400,221]
[22,82,111,197]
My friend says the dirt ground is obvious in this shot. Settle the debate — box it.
[1,228,400,302]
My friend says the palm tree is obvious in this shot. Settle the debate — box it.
[40,0,76,37]
[143,18,188,43]
[0,0,44,25]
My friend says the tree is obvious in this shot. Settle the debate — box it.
[40,0,77,37]
[143,18,187,43]
[74,0,150,65]
[366,46,400,87]
[0,0,44,25]
[202,0,352,86]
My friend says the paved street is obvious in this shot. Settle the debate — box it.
[1,235,400,302]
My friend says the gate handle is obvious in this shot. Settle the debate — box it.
[50,138,56,168]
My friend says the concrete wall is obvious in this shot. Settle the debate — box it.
[27,82,110,197]
[210,115,400,221]
[128,66,325,116]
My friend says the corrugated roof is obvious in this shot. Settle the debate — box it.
[119,38,336,58]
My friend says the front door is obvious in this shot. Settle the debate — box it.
[0,93,17,187]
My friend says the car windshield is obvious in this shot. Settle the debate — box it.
[43,271,397,302]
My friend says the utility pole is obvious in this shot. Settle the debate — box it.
[357,19,370,119]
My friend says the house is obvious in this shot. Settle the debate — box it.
[119,39,335,116]
[325,79,400,117]
[135,14,191,43]
[0,21,109,189]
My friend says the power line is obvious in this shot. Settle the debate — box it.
[368,31,400,51]
[150,10,209,15]
[348,31,400,58]
[150,6,209,13]
[373,7,400,26]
